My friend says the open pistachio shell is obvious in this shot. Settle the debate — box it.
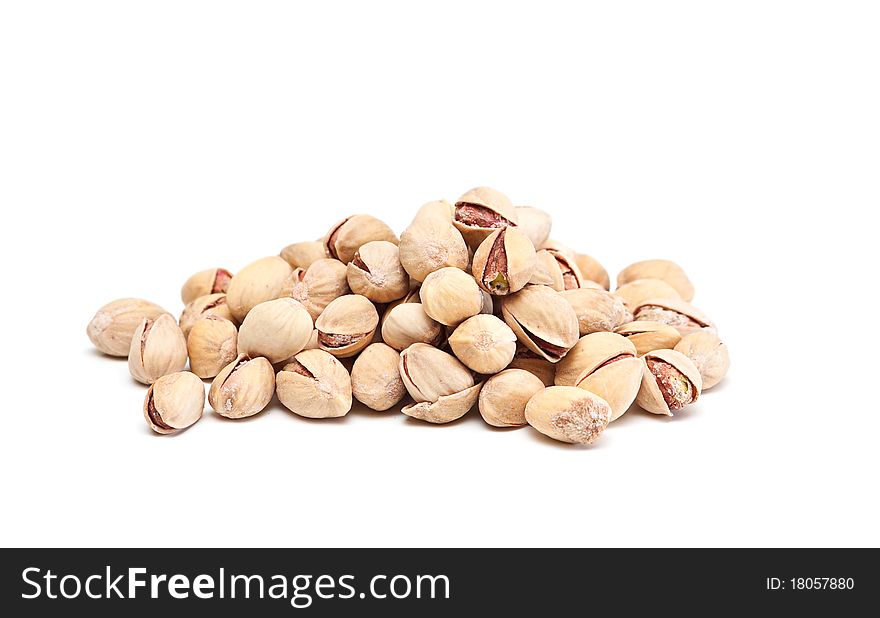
[208,354,275,419]
[181,268,233,305]
[501,285,579,363]
[315,294,379,358]
[617,259,694,301]
[525,386,611,445]
[143,371,205,435]
[633,297,715,336]
[636,349,702,416]
[87,298,169,357]
[324,215,398,264]
[540,240,585,290]
[346,240,409,303]
[453,186,519,248]
[508,343,557,386]
[471,227,536,296]
[615,320,682,356]
[560,288,632,336]
[529,250,563,290]
[128,314,188,385]
[514,206,552,249]
[674,331,729,390]
[398,343,474,403]
[282,258,351,322]
[614,278,681,312]
[226,256,293,322]
[402,382,483,424]
[187,315,238,379]
[276,349,352,419]
[179,293,235,337]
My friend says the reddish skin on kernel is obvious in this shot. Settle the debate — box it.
[454,204,513,228]
[646,358,695,410]
[212,269,233,294]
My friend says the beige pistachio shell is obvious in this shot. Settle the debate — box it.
[346,240,409,303]
[448,314,517,374]
[324,214,398,264]
[399,215,469,282]
[412,199,454,223]
[574,253,610,290]
[555,332,639,387]
[187,316,239,379]
[617,260,694,301]
[208,354,275,419]
[276,349,352,419]
[350,343,407,411]
[280,240,328,269]
[560,288,632,336]
[128,314,188,385]
[226,256,293,322]
[633,297,715,336]
[514,206,552,249]
[471,227,536,296]
[501,285,579,363]
[614,278,681,311]
[453,186,519,248]
[399,343,474,403]
[179,293,234,337]
[144,371,205,435]
[283,258,351,322]
[237,297,314,363]
[315,294,379,358]
[87,298,169,357]
[478,369,544,427]
[420,267,484,326]
[541,240,585,290]
[180,268,233,305]
[636,349,702,416]
[402,382,483,424]
[615,321,682,356]
[525,386,611,445]
[508,344,557,386]
[381,302,443,351]
[529,250,565,291]
[674,331,729,390]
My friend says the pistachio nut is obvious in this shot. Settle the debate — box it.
[87,298,169,357]
[324,214,398,264]
[574,253,610,290]
[128,314,188,385]
[180,268,233,305]
[346,240,409,303]
[614,278,681,312]
[226,256,293,322]
[187,315,239,379]
[528,250,564,291]
[674,331,729,390]
[448,314,517,375]
[636,349,702,416]
[615,321,682,356]
[617,259,694,301]
[143,371,205,435]
[401,383,482,424]
[398,215,469,282]
[453,186,519,248]
[554,332,642,422]
[560,288,632,336]
[514,206,552,248]
[478,369,544,427]
[501,285,579,362]
[398,343,474,403]
[314,294,379,358]
[471,227,536,296]
[179,293,234,337]
[508,343,557,386]
[412,199,454,224]
[276,349,352,418]
[283,258,351,322]
[208,354,275,419]
[280,240,328,269]
[525,386,611,445]
[350,343,407,411]
[237,297,313,363]
[381,302,443,351]
[632,297,715,336]
[540,240,585,290]
[419,267,484,326]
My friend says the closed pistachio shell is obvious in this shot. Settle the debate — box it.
[346,241,409,303]
[471,227,536,296]
[636,349,702,416]
[514,206,552,249]
[280,240,328,269]
[399,215,469,282]
[617,260,695,301]
[283,258,351,322]
[674,331,729,390]
[237,297,314,363]
[501,285,579,363]
[128,314,188,385]
[381,302,443,351]
[478,369,544,427]
[350,343,407,411]
[508,343,557,386]
[561,288,632,336]
[276,349,352,418]
[574,253,610,290]
[324,214,398,264]
[187,316,239,379]
[412,199,454,223]
[525,386,611,445]
[144,371,205,435]
[633,297,715,336]
[448,314,517,374]
[398,343,474,403]
[209,354,275,419]
[420,267,484,326]
[528,250,564,291]
[179,293,234,337]
[615,321,682,356]
[315,294,379,358]
[226,256,293,322]
[540,240,585,290]
[180,268,233,305]
[453,186,519,248]
[402,383,483,424]
[614,278,681,312]
[87,298,169,357]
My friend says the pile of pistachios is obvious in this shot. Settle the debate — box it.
[87,187,729,445]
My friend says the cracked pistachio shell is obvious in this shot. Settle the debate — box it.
[453,186,519,248]
[143,371,205,435]
[276,349,352,418]
[529,250,564,291]
[237,297,314,364]
[540,240,585,290]
[399,343,474,403]
[560,288,632,336]
[674,331,729,390]
[472,227,536,296]
[280,240,328,269]
[574,253,610,290]
[283,258,351,322]
[554,332,642,422]
[633,297,715,337]
[315,294,379,358]
[346,241,409,303]
[128,314,188,385]
[402,382,483,424]
[180,268,233,305]
[448,314,517,374]
[399,215,469,282]
[209,354,275,419]
[381,302,443,351]
[350,343,407,411]
[420,267,484,326]
[508,343,557,386]
[525,386,611,445]
[87,298,169,357]
[617,260,694,301]
[179,293,234,337]
[637,349,702,416]
[187,316,239,379]
[478,369,544,428]
[501,285,579,363]
[324,215,398,264]
[614,278,681,312]
[615,321,682,356]
[226,256,293,322]
[514,206,552,249]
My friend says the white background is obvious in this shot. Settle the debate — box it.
[1,1,878,548]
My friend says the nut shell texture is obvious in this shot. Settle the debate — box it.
[128,314,188,385]
[226,256,293,322]
[501,285,579,362]
[144,371,205,434]
[674,331,729,390]
[87,298,168,357]
[617,260,694,301]
[276,349,353,418]
[237,297,313,363]
[420,267,484,326]
[209,354,275,419]
[478,369,544,427]
[351,343,407,411]
[525,386,611,445]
